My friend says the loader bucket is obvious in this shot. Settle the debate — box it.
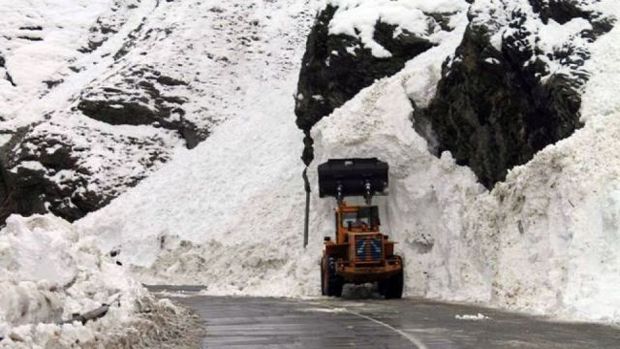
[318,158,389,199]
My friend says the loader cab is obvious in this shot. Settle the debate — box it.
[335,203,380,243]
[341,206,380,229]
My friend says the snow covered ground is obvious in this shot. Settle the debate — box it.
[4,1,620,345]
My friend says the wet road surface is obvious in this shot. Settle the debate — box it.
[149,286,620,349]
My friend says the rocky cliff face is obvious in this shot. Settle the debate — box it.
[0,122,173,222]
[295,5,434,132]
[0,0,196,223]
[416,0,614,188]
[77,64,207,149]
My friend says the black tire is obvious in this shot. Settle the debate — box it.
[382,269,403,299]
[376,280,386,297]
[325,256,344,297]
[320,257,326,296]
[380,256,404,299]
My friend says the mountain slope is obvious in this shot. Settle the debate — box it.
[0,0,313,222]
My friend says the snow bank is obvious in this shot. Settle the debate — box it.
[0,215,192,348]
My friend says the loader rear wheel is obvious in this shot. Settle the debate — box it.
[322,256,343,297]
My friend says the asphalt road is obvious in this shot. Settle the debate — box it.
[150,286,620,349]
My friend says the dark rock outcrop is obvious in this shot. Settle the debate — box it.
[415,0,614,189]
[295,5,444,163]
[295,5,435,132]
[0,54,16,87]
[77,65,207,149]
[0,123,171,223]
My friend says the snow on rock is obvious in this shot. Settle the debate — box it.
[294,0,469,142]
[1,119,179,222]
[328,0,467,58]
[0,0,178,224]
[0,214,198,348]
[417,0,615,189]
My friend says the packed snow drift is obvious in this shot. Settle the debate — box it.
[0,215,197,348]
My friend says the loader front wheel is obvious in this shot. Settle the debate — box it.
[320,257,326,296]
[380,256,404,300]
[381,269,403,299]
[323,256,343,297]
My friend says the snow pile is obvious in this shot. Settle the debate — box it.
[455,313,489,321]
[0,215,191,348]
[76,0,324,296]
[328,0,469,58]
[74,0,620,325]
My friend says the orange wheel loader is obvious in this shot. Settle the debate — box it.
[318,158,403,299]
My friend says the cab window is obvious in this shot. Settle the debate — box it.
[341,212,370,227]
